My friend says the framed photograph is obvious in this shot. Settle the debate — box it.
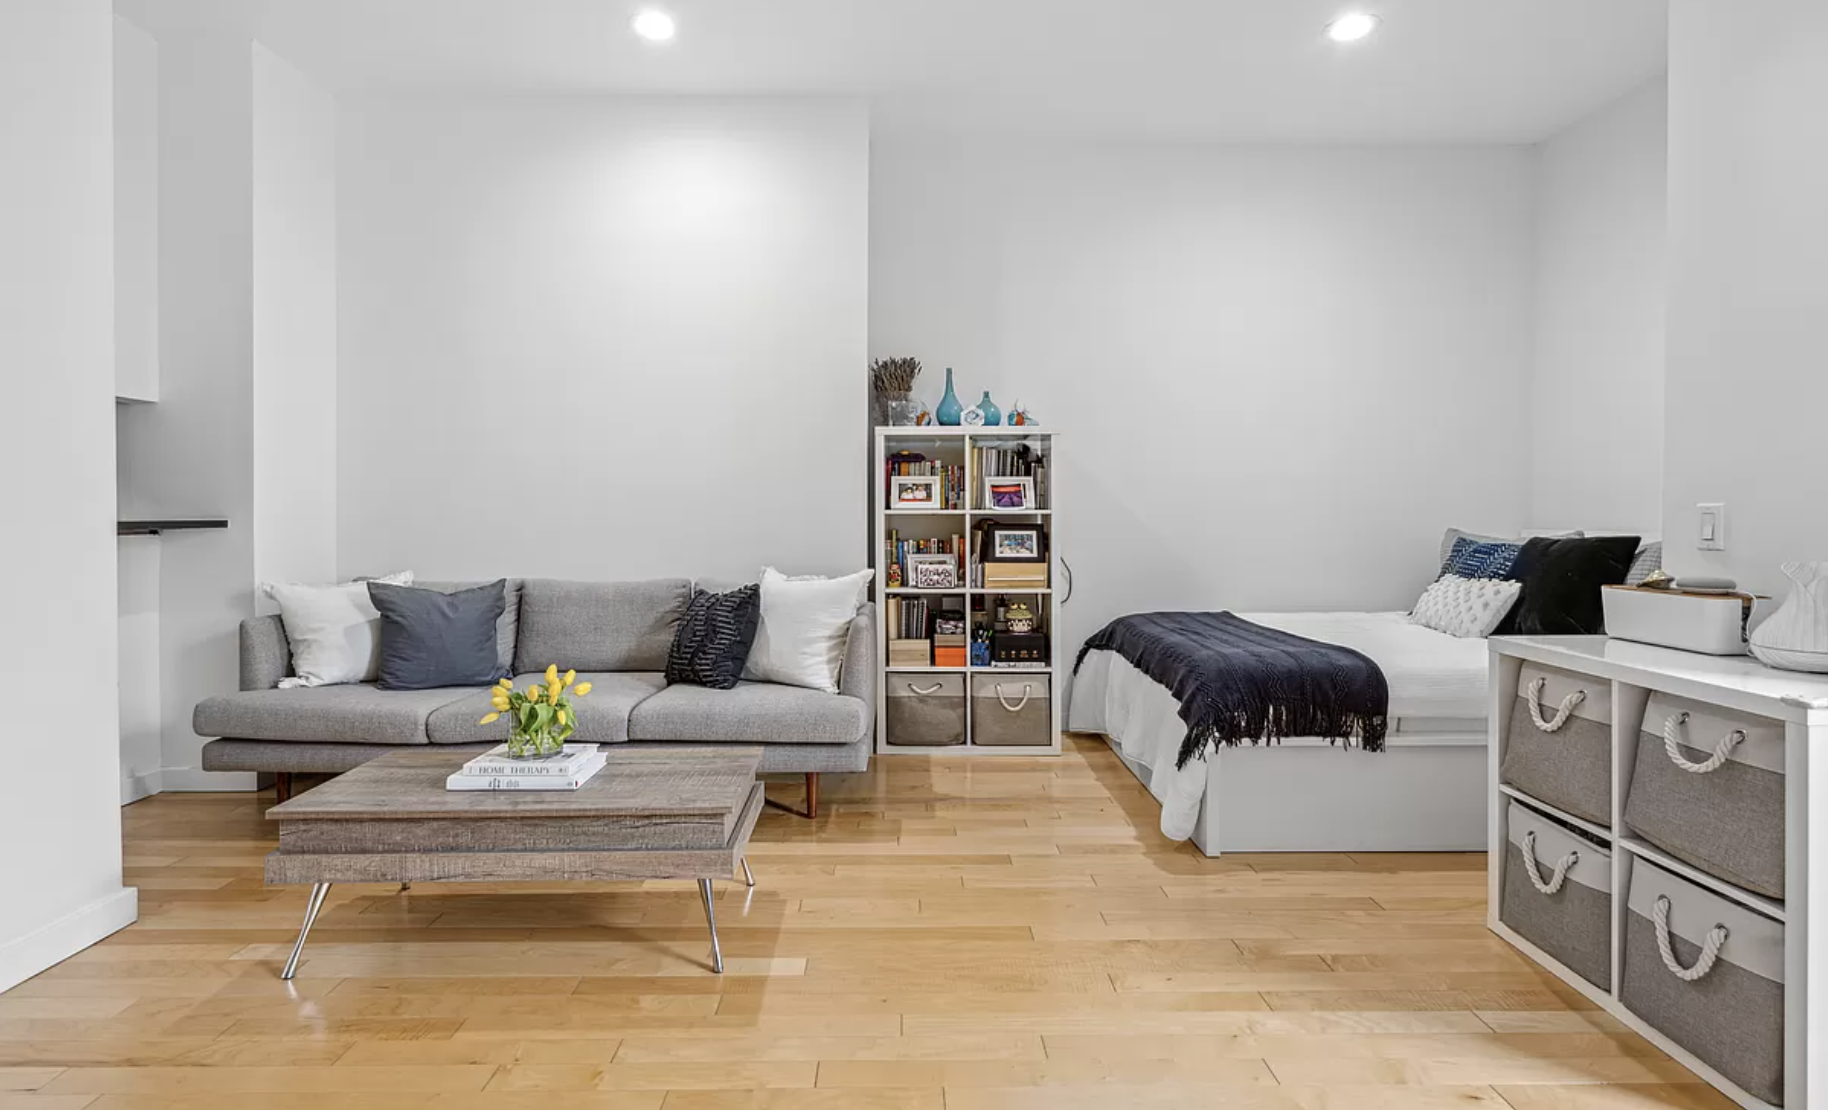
[889,475,943,509]
[984,476,1035,511]
[907,554,959,590]
[981,521,1047,563]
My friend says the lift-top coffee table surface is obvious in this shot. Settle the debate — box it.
[264,746,765,979]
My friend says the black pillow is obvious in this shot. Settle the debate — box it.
[666,584,761,690]
[367,579,510,690]
[1505,536,1640,635]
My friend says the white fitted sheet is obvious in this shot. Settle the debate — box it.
[1067,611,1489,841]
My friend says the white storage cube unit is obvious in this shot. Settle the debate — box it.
[1488,635,1828,1110]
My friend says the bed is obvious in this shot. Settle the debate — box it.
[1068,611,1490,856]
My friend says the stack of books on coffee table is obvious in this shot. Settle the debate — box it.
[445,744,605,792]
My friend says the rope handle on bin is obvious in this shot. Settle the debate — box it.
[994,684,1034,712]
[1526,677,1586,732]
[1520,831,1578,895]
[1653,895,1729,982]
[1662,711,1745,774]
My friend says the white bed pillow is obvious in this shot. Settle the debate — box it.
[263,571,415,688]
[1409,574,1520,639]
[743,567,873,693]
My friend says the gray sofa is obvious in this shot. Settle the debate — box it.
[194,578,875,816]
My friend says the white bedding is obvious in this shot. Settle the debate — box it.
[1067,611,1489,841]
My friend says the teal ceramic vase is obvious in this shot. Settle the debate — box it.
[978,392,1002,426]
[935,368,963,426]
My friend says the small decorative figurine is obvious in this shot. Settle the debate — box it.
[1005,602,1036,634]
[1007,400,1040,426]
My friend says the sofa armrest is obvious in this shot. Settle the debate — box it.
[838,603,877,726]
[241,615,292,691]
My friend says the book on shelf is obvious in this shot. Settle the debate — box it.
[885,528,966,591]
[446,751,607,792]
[461,744,601,778]
[970,443,1048,509]
[884,451,965,510]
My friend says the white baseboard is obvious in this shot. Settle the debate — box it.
[0,887,139,994]
[120,768,164,805]
[158,767,259,792]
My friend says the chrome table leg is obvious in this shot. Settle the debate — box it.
[740,857,755,888]
[698,879,724,974]
[281,882,331,980]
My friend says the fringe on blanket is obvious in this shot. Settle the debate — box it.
[1177,709,1388,770]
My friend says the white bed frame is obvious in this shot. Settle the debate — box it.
[1103,729,1489,856]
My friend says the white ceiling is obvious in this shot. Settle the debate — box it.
[246,0,1669,142]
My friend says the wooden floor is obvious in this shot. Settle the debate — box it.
[1,735,1728,1110]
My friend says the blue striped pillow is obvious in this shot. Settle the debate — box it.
[1444,536,1524,580]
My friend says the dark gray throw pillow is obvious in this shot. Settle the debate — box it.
[666,584,761,690]
[368,579,509,690]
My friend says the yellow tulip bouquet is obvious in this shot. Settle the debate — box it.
[479,665,594,759]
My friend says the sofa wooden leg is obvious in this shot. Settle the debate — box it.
[805,773,819,820]
[274,772,293,804]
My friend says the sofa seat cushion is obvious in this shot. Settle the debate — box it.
[628,682,868,746]
[425,672,667,746]
[193,684,477,745]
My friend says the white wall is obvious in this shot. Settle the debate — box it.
[253,44,339,594]
[114,15,159,403]
[336,97,870,581]
[1530,79,1667,536]
[115,20,260,790]
[1664,0,1828,595]
[870,138,1537,657]
[0,0,136,992]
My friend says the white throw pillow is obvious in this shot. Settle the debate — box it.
[743,567,873,693]
[1410,574,1521,639]
[263,572,415,688]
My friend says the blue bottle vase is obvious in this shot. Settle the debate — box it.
[978,392,1002,426]
[935,368,963,426]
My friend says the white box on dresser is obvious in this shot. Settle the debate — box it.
[1488,635,1827,1110]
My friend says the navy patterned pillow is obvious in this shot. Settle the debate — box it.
[1444,537,1524,580]
[666,584,762,690]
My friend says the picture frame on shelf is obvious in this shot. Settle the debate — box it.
[889,475,943,509]
[984,476,1035,511]
[980,521,1047,564]
[907,553,960,590]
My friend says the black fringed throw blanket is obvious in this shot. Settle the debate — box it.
[1074,612,1389,768]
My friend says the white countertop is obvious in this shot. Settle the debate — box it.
[1492,635,1828,722]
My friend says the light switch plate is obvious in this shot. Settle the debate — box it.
[1697,502,1726,551]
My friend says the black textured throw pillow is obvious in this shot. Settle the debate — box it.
[367,579,510,690]
[666,584,762,689]
[1505,536,1641,636]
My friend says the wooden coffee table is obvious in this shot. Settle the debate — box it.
[264,746,765,979]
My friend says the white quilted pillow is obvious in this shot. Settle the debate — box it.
[1410,574,1521,638]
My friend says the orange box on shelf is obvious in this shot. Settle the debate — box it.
[934,646,968,668]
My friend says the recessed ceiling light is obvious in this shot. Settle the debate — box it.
[1325,11,1380,43]
[632,9,676,42]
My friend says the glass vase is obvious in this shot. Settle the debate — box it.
[881,391,921,426]
[935,368,963,426]
[507,728,564,759]
[978,391,1002,426]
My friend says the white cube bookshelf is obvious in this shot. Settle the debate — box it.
[873,426,1062,756]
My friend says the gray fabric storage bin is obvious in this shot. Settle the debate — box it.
[971,674,1051,747]
[1625,694,1787,899]
[1501,663,1612,825]
[1621,859,1785,1105]
[885,674,965,747]
[1499,800,1612,989]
